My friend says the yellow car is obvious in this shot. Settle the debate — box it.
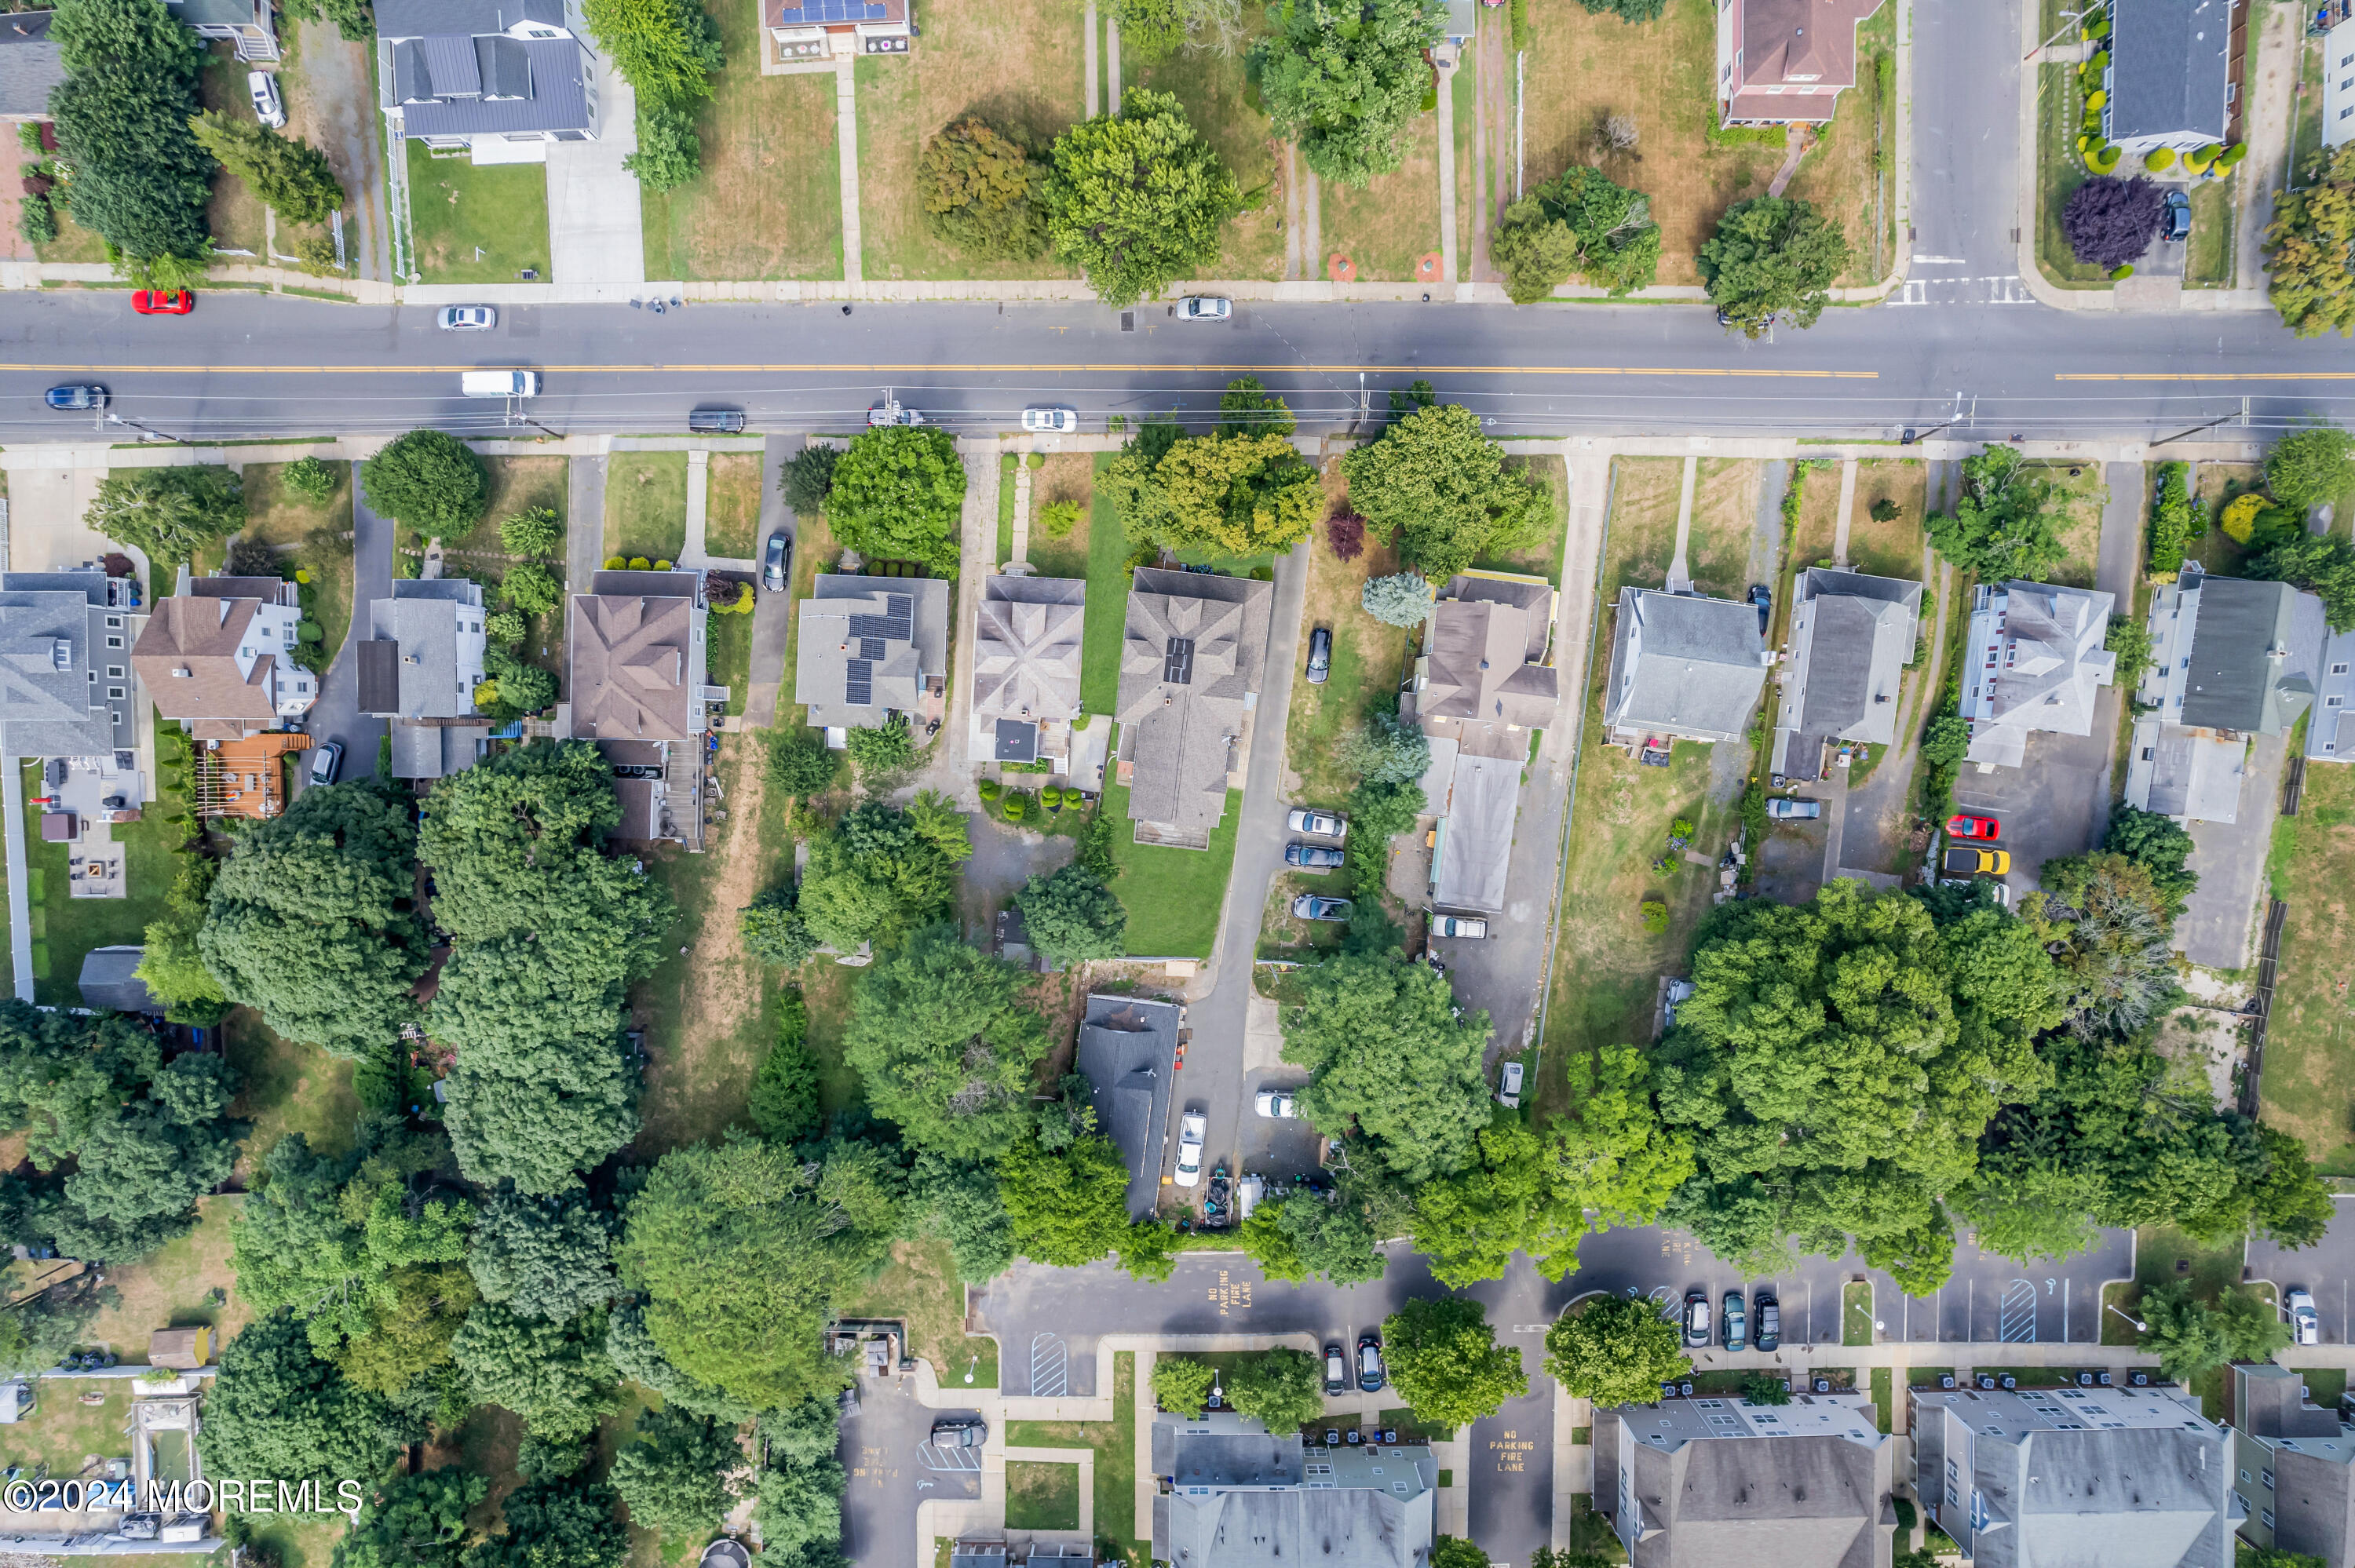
[1942,846,2011,877]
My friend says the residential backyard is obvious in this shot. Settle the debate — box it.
[405,142,550,285]
[218,459,358,661]
[2260,760,2355,1174]
[640,0,843,281]
[1101,784,1241,958]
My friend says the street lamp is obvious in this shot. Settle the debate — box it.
[2106,1303,2146,1334]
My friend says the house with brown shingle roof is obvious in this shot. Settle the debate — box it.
[130,571,316,742]
[562,568,721,851]
[1717,0,1886,126]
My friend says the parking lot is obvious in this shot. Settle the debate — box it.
[838,1376,982,1568]
[2251,1194,2355,1343]
[1947,695,2122,896]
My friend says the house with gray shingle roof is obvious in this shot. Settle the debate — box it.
[796,574,949,734]
[0,571,143,760]
[360,578,491,781]
[2101,0,2234,157]
[972,575,1083,763]
[1602,588,1770,746]
[2129,567,2315,823]
[1115,568,1272,849]
[1152,1413,1437,1568]
[1773,566,1922,779]
[1959,579,2118,771]
[376,0,601,158]
[0,12,64,122]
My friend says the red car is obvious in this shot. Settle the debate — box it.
[132,290,193,315]
[1946,815,2001,841]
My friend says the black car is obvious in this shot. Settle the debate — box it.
[1305,625,1332,685]
[1356,1334,1385,1392]
[46,384,107,410]
[1753,1289,1780,1353]
[1285,841,1344,870]
[764,531,792,593]
[689,405,747,432]
[1748,583,1771,635]
[2163,189,2192,242]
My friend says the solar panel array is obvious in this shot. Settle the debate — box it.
[860,636,886,661]
[847,594,914,644]
[1163,636,1196,686]
[844,659,873,706]
[780,0,889,20]
[841,594,911,707]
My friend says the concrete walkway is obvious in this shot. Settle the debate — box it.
[546,57,646,286]
[1008,447,1033,566]
[564,453,608,672]
[1831,458,1859,565]
[1083,0,1100,115]
[1436,57,1461,287]
[1664,455,1698,592]
[1106,22,1121,110]
[834,56,864,285]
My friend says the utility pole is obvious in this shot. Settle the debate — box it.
[104,413,191,445]
[2152,399,2248,448]
[1901,418,1966,445]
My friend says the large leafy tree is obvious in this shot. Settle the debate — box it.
[1652,881,2063,1293]
[49,0,209,264]
[1492,166,1661,301]
[603,1301,758,1425]
[2031,854,2181,1037]
[2266,143,2355,337]
[795,797,969,956]
[334,1470,490,1568]
[998,1132,1134,1267]
[198,1311,416,1481]
[2251,532,2355,633]
[2137,1279,2289,1386]
[1045,89,1242,310]
[1229,1347,1324,1431]
[611,1407,746,1534]
[2061,174,2163,268]
[826,426,966,572]
[451,1304,617,1441]
[1148,430,1324,556]
[1925,445,2068,582]
[1542,1296,1690,1409]
[918,119,1048,260]
[363,430,490,534]
[618,1137,892,1413]
[84,465,243,565]
[1341,403,1547,579]
[910,1151,1017,1285]
[1381,1298,1526,1430]
[1283,953,1492,1185]
[137,853,226,1024]
[1152,1355,1217,1417]
[189,112,344,224]
[2266,427,2355,512]
[199,781,430,1056]
[581,0,721,103]
[462,1479,626,1568]
[751,1398,846,1562]
[1411,1046,1694,1286]
[466,1187,619,1322]
[1257,0,1444,187]
[843,926,1049,1160]
[1013,865,1127,964]
[1240,1176,1399,1285]
[1697,195,1851,335]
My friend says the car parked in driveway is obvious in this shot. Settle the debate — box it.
[1178,296,1232,321]
[1285,841,1344,870]
[2289,1288,2320,1346]
[46,385,107,410]
[132,290,193,315]
[1021,406,1078,433]
[1357,1335,1385,1392]
[308,740,343,786]
[437,304,498,331]
[1432,914,1488,938]
[248,70,285,126]
[1292,895,1353,921]
[1942,846,2011,876]
[1754,1290,1780,1352]
[1174,1110,1206,1187]
[1254,1088,1297,1118]
[1305,626,1331,684]
[1324,1344,1348,1395]
[2163,189,2192,242]
[1287,808,1346,838]
[1766,798,1821,819]
[1497,1060,1522,1108]
[764,531,791,592]
[1722,1290,1747,1351]
[1748,583,1771,635]
[1683,1290,1711,1348]
[1946,814,2001,840]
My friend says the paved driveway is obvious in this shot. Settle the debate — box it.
[1947,694,2120,896]
[2178,731,2287,968]
[840,1377,982,1568]
[294,487,392,796]
[546,60,645,286]
[742,433,797,727]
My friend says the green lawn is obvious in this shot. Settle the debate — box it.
[1102,786,1242,959]
[1842,1282,1874,1346]
[1005,1461,1082,1531]
[2259,760,2355,1172]
[2032,63,2112,288]
[1470,456,1571,585]
[2293,1368,2348,1409]
[838,1235,999,1388]
[1004,1351,1146,1568]
[1080,454,1132,717]
[22,761,182,1005]
[709,602,751,718]
[999,454,1017,565]
[705,451,765,560]
[405,140,549,285]
[2102,1224,2252,1348]
[604,452,691,564]
[1868,1369,1892,1434]
[2185,179,2234,286]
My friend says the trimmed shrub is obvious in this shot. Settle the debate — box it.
[604,555,627,569]
[1038,500,1083,538]
[654,559,674,571]
[2221,492,2269,544]
[629,556,652,571]
[294,568,312,585]
[487,608,528,644]
[2089,145,2121,173]
[1327,509,1367,561]
[1072,713,1091,731]
[18,193,56,245]
[2062,174,2163,267]
[2111,263,2134,279]
[1041,785,1063,809]
[283,456,338,501]
[1003,793,1028,822]
[2083,88,2105,111]
[296,620,323,644]
[1027,453,1045,469]
[978,779,1002,800]
[2217,142,2247,169]
[2144,146,2176,173]
[1639,899,1668,934]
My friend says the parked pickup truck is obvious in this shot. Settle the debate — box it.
[1765,798,1821,819]
[1942,846,2012,877]
[461,370,539,398]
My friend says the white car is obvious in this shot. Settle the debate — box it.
[1177,297,1232,322]
[1174,1111,1207,1187]
[247,71,285,128]
[1287,807,1347,839]
[437,304,497,331]
[1433,915,1489,939]
[2289,1288,2320,1346]
[1254,1088,1297,1119]
[1497,1061,1523,1109]
[1021,406,1079,433]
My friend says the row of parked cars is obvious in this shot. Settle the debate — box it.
[1323,1336,1385,1394]
[1682,1287,1782,1352]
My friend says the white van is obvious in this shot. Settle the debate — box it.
[461,370,540,398]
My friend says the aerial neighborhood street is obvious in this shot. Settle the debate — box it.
[5,0,2355,1566]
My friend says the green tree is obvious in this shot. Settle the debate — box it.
[749,989,822,1142]
[751,1399,845,1561]
[1257,0,1444,188]
[999,1132,1134,1267]
[844,715,917,779]
[335,1260,476,1400]
[795,799,969,956]
[623,100,699,192]
[2136,1279,2235,1385]
[1574,0,1664,15]
[1341,403,1546,579]
[333,1469,488,1568]
[2251,531,2355,633]
[199,782,429,1056]
[2240,1547,2328,1568]
[2264,142,2355,337]
[1229,1347,1324,1431]
[1014,864,1127,963]
[0,1274,100,1378]
[827,426,966,571]
[49,0,209,265]
[1045,89,1242,309]
[767,725,842,797]
[1339,713,1431,786]
[1144,428,1324,556]
[581,0,721,104]
[1360,571,1435,627]
[1382,1297,1526,1430]
[1541,1296,1690,1408]
[918,118,1048,260]
[1152,1355,1216,1417]
[1430,1541,1489,1568]
[1106,0,1243,60]
[1491,199,1586,304]
[137,853,228,1024]
[83,465,243,564]
[610,1407,745,1535]
[1495,166,1661,301]
[451,1304,616,1441]
[1283,953,1492,1184]
[1926,445,2068,582]
[783,446,840,513]
[198,1311,415,1481]
[189,111,344,224]
[844,926,1049,1159]
[285,455,341,501]
[279,0,372,40]
[462,1479,626,1568]
[468,1188,618,1322]
[1697,195,1851,335]
[502,562,564,615]
[910,1151,1016,1285]
[2101,803,2200,913]
[1653,881,2063,1293]
[500,506,566,556]
[604,1303,758,1425]
[363,430,490,534]
[2032,854,2182,1037]
[617,1136,893,1413]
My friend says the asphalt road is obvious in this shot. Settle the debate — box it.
[1909,0,2028,298]
[8,292,2353,447]
[838,1375,981,1568]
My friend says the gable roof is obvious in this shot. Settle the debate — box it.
[1961,580,2118,768]
[0,574,114,758]
[1075,995,1179,1218]
[363,578,486,720]
[2180,574,2308,734]
[390,33,593,137]
[1604,589,1768,742]
[1420,576,1559,731]
[795,574,950,731]
[973,575,1085,724]
[0,11,64,119]
[1116,569,1272,837]
[568,571,702,742]
[131,591,276,722]
[2109,0,2233,143]
[376,0,565,38]
[1776,567,1921,769]
[1723,0,1886,122]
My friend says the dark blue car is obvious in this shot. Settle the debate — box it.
[46,384,106,410]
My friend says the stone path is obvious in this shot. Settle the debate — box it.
[1765,124,1811,199]
[834,57,864,286]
